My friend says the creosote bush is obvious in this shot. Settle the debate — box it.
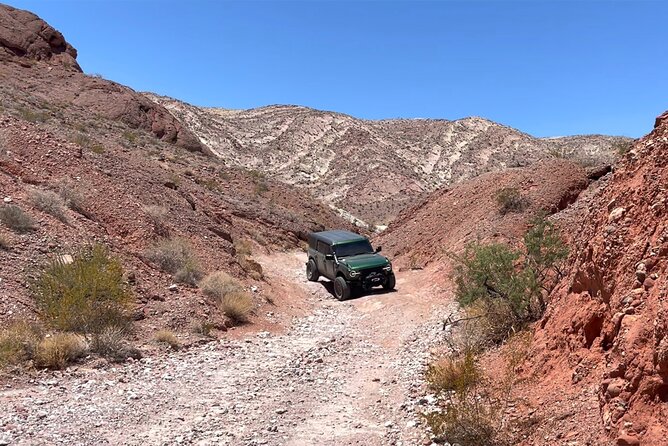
[34,333,87,370]
[0,205,37,233]
[494,187,527,215]
[32,245,132,334]
[31,188,67,223]
[451,216,568,344]
[144,237,203,285]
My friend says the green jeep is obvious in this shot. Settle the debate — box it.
[306,230,396,300]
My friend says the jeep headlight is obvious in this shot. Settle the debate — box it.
[349,270,359,277]
[383,264,392,272]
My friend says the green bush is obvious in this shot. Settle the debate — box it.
[451,216,568,343]
[494,187,527,215]
[32,245,132,334]
[144,238,203,284]
[31,189,67,222]
[0,205,37,233]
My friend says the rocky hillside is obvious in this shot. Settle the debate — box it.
[376,158,595,268]
[147,94,631,226]
[0,4,353,344]
[521,110,668,445]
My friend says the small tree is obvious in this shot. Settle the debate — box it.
[451,216,568,342]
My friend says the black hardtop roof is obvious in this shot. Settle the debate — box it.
[309,230,367,245]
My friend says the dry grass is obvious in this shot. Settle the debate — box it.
[31,188,67,223]
[154,330,180,350]
[0,205,37,233]
[0,233,10,250]
[57,183,89,217]
[0,321,42,367]
[218,291,254,324]
[426,349,481,394]
[144,238,203,285]
[34,333,88,370]
[144,205,169,236]
[200,271,242,300]
[90,325,126,359]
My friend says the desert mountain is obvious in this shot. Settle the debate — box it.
[147,94,631,226]
[0,3,353,338]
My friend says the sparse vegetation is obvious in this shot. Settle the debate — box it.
[123,130,137,144]
[17,107,49,123]
[200,271,254,324]
[0,205,37,233]
[0,233,10,250]
[450,215,567,344]
[193,321,215,338]
[426,349,480,394]
[612,140,633,156]
[494,187,527,215]
[218,290,254,324]
[31,188,68,222]
[32,245,132,334]
[200,271,243,299]
[154,330,180,350]
[144,205,169,236]
[0,321,41,367]
[57,183,90,217]
[144,237,203,285]
[90,326,127,360]
[34,333,87,369]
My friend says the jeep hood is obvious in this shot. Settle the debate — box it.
[339,253,389,270]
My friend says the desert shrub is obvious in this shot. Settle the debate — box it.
[154,330,180,350]
[18,107,49,123]
[219,291,254,324]
[32,245,132,334]
[451,216,568,343]
[144,238,203,284]
[34,333,87,369]
[494,187,527,215]
[144,205,169,236]
[234,239,253,258]
[612,140,633,156]
[31,189,67,222]
[0,233,10,250]
[57,183,90,217]
[193,321,215,338]
[0,205,37,233]
[0,321,41,367]
[426,349,480,394]
[423,350,507,446]
[200,271,242,300]
[90,325,126,359]
[239,257,264,280]
[73,133,89,147]
[123,130,137,143]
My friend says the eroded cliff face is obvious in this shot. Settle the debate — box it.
[528,111,668,445]
[0,4,204,152]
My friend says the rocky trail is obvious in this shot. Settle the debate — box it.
[0,252,453,446]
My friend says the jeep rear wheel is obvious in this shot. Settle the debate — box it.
[383,273,396,291]
[306,259,319,282]
[333,276,351,301]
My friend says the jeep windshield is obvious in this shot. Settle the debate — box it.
[334,240,374,258]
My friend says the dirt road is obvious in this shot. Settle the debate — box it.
[0,252,453,446]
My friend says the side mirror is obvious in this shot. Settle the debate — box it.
[325,254,334,260]
[375,246,382,253]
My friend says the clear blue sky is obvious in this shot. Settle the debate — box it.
[8,0,667,137]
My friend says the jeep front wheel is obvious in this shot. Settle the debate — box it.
[383,273,396,291]
[306,259,319,282]
[333,276,351,301]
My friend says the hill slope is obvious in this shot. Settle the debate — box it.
[0,4,353,343]
[147,94,631,225]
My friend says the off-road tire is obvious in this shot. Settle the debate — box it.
[383,273,396,291]
[306,259,319,282]
[333,276,351,301]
